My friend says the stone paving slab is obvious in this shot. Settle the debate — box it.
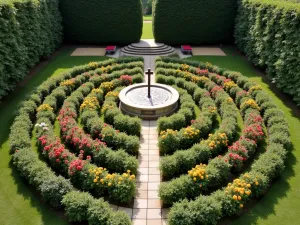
[192,47,226,56]
[70,48,106,56]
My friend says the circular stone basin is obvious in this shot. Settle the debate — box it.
[119,83,179,120]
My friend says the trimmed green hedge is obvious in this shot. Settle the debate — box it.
[60,0,143,44]
[0,0,62,99]
[153,0,237,44]
[235,0,300,104]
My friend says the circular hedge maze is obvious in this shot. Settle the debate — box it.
[154,57,290,225]
[9,55,290,225]
[9,57,144,224]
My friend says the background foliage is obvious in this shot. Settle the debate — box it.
[60,0,143,44]
[152,0,237,44]
[0,0,62,100]
[235,0,300,104]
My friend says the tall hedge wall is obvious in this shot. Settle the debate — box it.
[235,0,300,104]
[0,0,62,99]
[60,0,143,45]
[152,0,237,45]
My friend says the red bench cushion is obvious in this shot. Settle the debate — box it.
[106,46,116,50]
[182,45,192,50]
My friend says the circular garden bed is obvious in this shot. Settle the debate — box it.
[9,55,290,225]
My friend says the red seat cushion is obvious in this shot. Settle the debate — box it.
[182,45,192,50]
[106,46,116,50]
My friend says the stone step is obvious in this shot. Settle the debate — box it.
[121,48,175,56]
[127,44,169,50]
[124,45,172,52]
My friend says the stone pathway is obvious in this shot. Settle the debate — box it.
[112,43,170,224]
[130,120,168,225]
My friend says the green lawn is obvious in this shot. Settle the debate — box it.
[189,46,300,225]
[142,23,154,39]
[143,15,152,21]
[0,47,108,225]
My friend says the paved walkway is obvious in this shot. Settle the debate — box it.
[130,120,168,225]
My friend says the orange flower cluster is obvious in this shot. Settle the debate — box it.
[183,126,200,139]
[188,163,208,184]
[225,174,254,208]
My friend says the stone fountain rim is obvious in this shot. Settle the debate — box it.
[119,83,179,110]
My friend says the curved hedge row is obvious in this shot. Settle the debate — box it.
[155,57,290,225]
[0,0,62,99]
[9,57,143,224]
[153,0,237,44]
[235,0,300,104]
[60,0,143,44]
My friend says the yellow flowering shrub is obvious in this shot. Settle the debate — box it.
[180,64,190,72]
[201,132,228,153]
[240,99,260,114]
[88,168,136,203]
[159,129,180,155]
[183,71,193,80]
[37,104,53,112]
[101,65,112,73]
[183,126,200,138]
[223,81,237,91]
[249,85,262,94]
[80,97,99,112]
[180,126,201,146]
[60,79,75,87]
[100,81,114,94]
[101,103,114,114]
[89,168,135,186]
[88,62,98,68]
[188,163,209,189]
[105,91,119,98]
[92,88,103,94]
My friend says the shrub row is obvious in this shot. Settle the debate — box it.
[235,0,300,104]
[34,74,136,203]
[157,85,196,133]
[62,191,131,224]
[58,83,138,174]
[0,0,62,99]
[80,82,140,156]
[157,57,290,224]
[9,58,142,209]
[102,89,142,137]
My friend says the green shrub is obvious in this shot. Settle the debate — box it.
[62,191,93,222]
[87,199,112,225]
[40,176,73,209]
[60,0,143,44]
[153,0,237,44]
[113,114,141,136]
[0,0,62,99]
[168,196,222,225]
[235,0,300,105]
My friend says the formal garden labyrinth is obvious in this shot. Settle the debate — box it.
[9,56,291,225]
